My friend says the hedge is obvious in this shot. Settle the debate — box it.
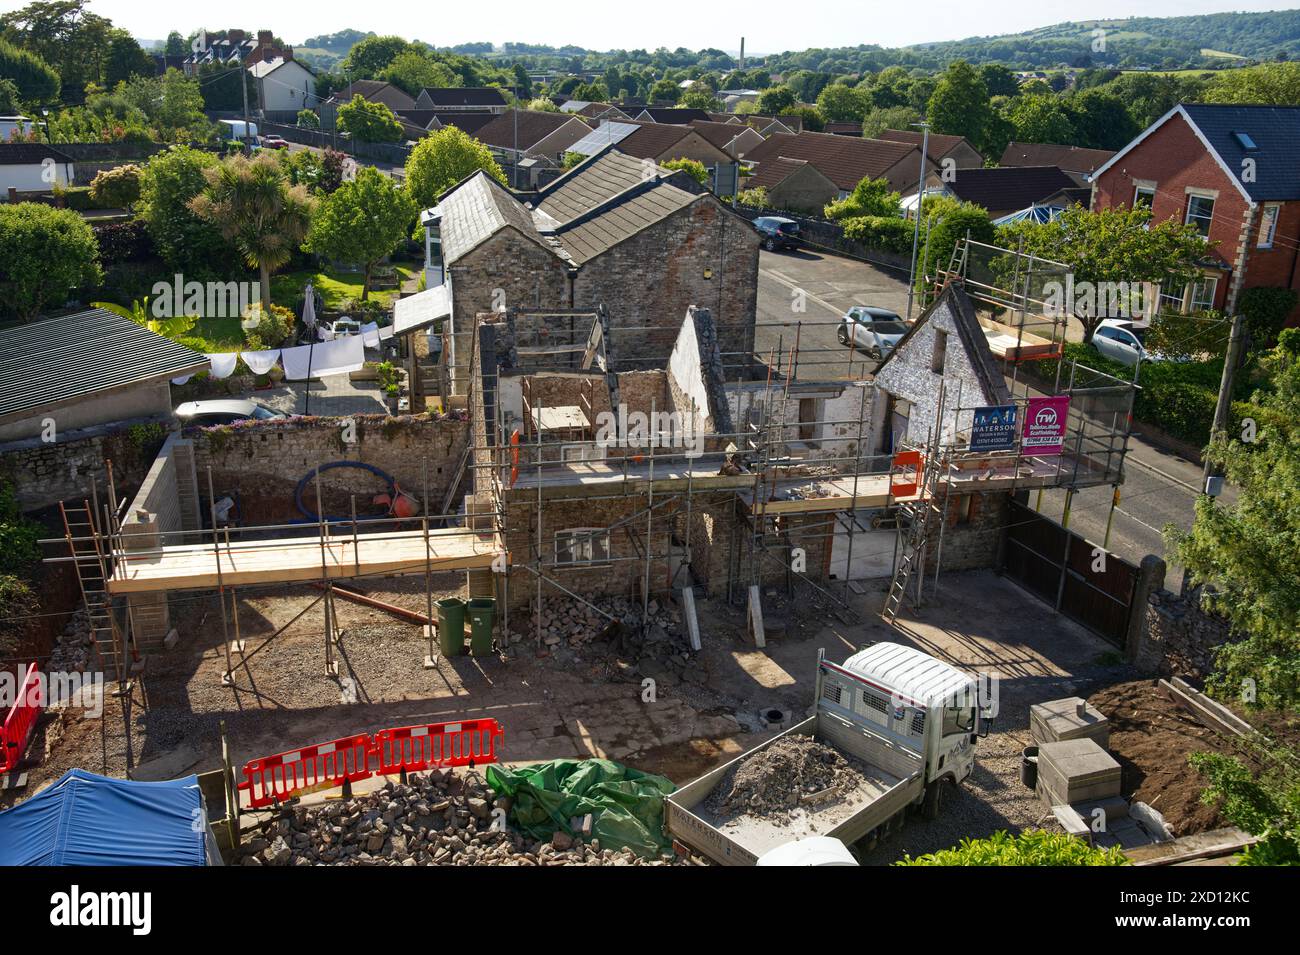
[94,219,153,265]
[840,215,914,256]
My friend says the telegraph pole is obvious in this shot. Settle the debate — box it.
[240,61,252,152]
[1182,312,1246,593]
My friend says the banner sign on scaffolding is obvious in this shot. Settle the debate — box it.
[1022,395,1071,456]
[969,405,1018,452]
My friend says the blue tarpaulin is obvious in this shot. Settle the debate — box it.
[0,769,211,866]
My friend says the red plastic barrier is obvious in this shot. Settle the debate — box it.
[1,663,43,773]
[238,733,372,809]
[374,718,503,775]
[236,719,504,809]
[890,450,924,498]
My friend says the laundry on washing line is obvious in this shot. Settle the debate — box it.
[280,334,366,381]
[240,349,281,375]
[205,353,239,380]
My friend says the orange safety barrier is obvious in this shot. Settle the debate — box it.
[510,430,521,487]
[238,733,372,809]
[374,719,503,776]
[236,718,504,809]
[1,663,43,773]
[890,449,924,498]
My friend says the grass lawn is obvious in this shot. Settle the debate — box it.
[270,266,416,312]
[189,316,245,351]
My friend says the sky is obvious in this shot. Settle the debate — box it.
[1,0,1293,54]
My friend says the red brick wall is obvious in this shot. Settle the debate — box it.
[1092,111,1300,323]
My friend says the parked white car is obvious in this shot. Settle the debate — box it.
[838,306,908,359]
[1089,319,1184,368]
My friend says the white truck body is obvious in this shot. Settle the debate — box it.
[665,644,985,865]
[220,119,260,144]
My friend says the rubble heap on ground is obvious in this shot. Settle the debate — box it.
[705,735,863,821]
[236,771,698,866]
[48,609,95,674]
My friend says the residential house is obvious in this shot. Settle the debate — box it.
[688,120,764,159]
[0,116,34,141]
[399,110,498,137]
[743,131,931,204]
[0,143,74,193]
[320,80,417,127]
[823,122,864,137]
[566,120,739,194]
[1090,103,1300,321]
[880,128,984,170]
[419,148,759,399]
[742,158,839,214]
[560,101,632,122]
[718,89,761,111]
[414,87,509,113]
[1000,141,1116,186]
[472,109,593,166]
[925,165,1078,219]
[739,113,800,135]
[183,29,290,75]
[250,57,317,116]
[635,107,714,125]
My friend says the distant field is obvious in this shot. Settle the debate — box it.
[1200,48,1247,59]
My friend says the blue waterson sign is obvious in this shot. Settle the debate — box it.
[970,405,1018,452]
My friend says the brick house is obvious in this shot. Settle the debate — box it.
[1090,103,1300,322]
[742,131,933,206]
[421,148,759,395]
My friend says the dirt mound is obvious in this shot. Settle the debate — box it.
[1088,680,1256,836]
[706,735,861,822]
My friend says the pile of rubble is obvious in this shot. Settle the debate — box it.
[510,595,686,652]
[236,772,695,866]
[705,735,863,821]
[48,609,96,674]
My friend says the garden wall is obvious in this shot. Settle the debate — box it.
[734,206,912,272]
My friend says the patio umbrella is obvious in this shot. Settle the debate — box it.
[302,282,317,330]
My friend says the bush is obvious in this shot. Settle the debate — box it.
[89,164,143,210]
[897,829,1128,866]
[1238,286,1298,348]
[0,202,103,320]
[93,219,153,265]
[736,187,769,209]
[841,215,915,255]
[241,302,295,349]
[296,109,320,129]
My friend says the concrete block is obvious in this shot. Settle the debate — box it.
[1037,738,1121,807]
[1030,697,1110,749]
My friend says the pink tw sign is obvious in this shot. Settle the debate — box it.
[1022,396,1070,456]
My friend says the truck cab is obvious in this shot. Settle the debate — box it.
[820,643,991,814]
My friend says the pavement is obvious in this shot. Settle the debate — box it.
[249,375,390,417]
[752,247,1230,578]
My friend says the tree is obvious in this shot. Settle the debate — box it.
[661,157,709,186]
[573,80,609,102]
[1066,88,1138,151]
[405,125,507,210]
[189,152,316,307]
[164,31,186,57]
[979,63,1020,98]
[1000,206,1209,342]
[104,28,153,86]
[680,85,719,110]
[1205,61,1300,106]
[824,177,901,220]
[342,34,413,79]
[0,79,21,115]
[136,146,234,277]
[307,167,414,299]
[526,97,558,112]
[0,202,101,320]
[1003,95,1076,145]
[297,109,320,129]
[120,68,208,142]
[380,50,458,96]
[927,61,993,154]
[648,78,679,103]
[861,105,921,139]
[1169,330,1300,710]
[816,83,870,123]
[0,36,60,103]
[0,0,109,102]
[757,86,796,115]
[915,195,994,302]
[337,94,404,143]
[511,63,531,99]
[89,162,141,210]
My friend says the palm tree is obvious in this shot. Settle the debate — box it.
[189,152,316,309]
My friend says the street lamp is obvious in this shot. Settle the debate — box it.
[905,120,930,322]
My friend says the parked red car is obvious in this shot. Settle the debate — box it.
[261,136,289,150]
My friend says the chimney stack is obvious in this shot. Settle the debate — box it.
[739,37,745,72]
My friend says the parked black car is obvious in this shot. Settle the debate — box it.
[753,216,802,251]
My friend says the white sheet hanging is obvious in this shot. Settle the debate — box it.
[378,324,395,341]
[240,349,281,375]
[171,374,194,386]
[317,326,335,342]
[205,353,239,380]
[361,322,380,348]
[280,335,365,381]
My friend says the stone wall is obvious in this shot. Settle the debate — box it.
[925,489,1009,573]
[1136,587,1236,679]
[191,414,469,525]
[573,201,759,370]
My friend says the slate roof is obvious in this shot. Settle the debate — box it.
[436,149,705,268]
[944,165,1078,214]
[874,283,1011,407]
[1180,103,1300,201]
[612,123,698,160]
[417,111,497,135]
[419,87,508,108]
[0,309,208,422]
[743,131,918,191]
[325,80,416,111]
[472,110,587,151]
[0,143,74,166]
[999,141,1116,176]
[637,107,713,124]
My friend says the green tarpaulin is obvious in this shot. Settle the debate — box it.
[486,759,676,858]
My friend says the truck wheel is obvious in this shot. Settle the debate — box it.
[921,779,946,820]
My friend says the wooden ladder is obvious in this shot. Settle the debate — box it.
[59,501,134,681]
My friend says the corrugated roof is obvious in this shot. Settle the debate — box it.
[842,643,974,708]
[0,309,208,422]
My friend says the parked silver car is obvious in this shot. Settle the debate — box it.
[174,399,288,427]
[838,306,908,359]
